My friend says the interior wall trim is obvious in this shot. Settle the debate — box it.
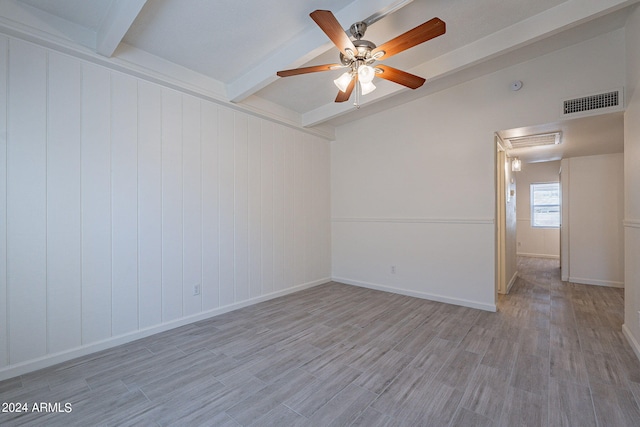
[331,217,495,225]
[516,252,560,260]
[0,22,335,141]
[505,270,519,294]
[332,277,497,312]
[622,324,640,362]
[568,276,624,288]
[0,277,331,382]
[624,219,640,228]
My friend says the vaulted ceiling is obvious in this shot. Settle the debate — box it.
[0,0,637,158]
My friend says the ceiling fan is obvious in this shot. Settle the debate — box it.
[276,10,446,106]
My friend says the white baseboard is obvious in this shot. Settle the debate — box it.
[517,252,559,259]
[0,277,330,382]
[332,277,496,312]
[568,276,624,288]
[506,270,519,294]
[623,324,640,362]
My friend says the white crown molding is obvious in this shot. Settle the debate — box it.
[0,1,95,49]
[109,43,337,140]
[0,19,335,140]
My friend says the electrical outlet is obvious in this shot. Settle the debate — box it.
[518,242,521,247]
[391,265,396,274]
[193,284,201,296]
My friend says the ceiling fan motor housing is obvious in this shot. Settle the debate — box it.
[339,39,377,65]
[349,21,367,39]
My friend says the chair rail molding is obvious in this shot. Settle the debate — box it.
[331,217,495,225]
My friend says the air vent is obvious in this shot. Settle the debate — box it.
[504,132,562,149]
[562,89,622,116]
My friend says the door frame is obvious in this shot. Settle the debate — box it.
[495,135,507,296]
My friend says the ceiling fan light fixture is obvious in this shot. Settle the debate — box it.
[358,64,375,84]
[360,80,376,95]
[334,72,353,92]
[276,10,446,106]
[511,157,522,172]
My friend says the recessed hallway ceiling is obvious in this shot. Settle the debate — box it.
[499,112,625,164]
[2,0,638,133]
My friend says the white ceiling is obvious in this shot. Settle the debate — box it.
[1,0,637,161]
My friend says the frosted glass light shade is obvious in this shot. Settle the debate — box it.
[334,72,352,92]
[357,65,375,84]
[360,81,376,95]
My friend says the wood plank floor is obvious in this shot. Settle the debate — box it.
[1,257,640,426]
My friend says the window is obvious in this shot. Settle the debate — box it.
[531,182,560,228]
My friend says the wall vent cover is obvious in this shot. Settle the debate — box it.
[504,132,562,149]
[563,89,622,116]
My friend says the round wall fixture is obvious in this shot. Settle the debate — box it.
[510,80,523,91]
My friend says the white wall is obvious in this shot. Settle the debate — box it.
[624,5,640,359]
[0,35,331,379]
[515,161,561,259]
[560,154,624,287]
[332,28,625,312]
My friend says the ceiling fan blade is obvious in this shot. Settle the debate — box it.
[335,77,356,102]
[375,65,426,89]
[372,17,445,60]
[277,64,342,77]
[310,10,357,56]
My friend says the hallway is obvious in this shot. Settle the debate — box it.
[497,256,640,426]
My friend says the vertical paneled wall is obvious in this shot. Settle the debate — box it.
[0,35,331,373]
[0,35,8,369]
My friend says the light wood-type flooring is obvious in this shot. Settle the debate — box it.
[1,257,640,426]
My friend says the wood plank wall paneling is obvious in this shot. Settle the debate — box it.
[284,128,295,291]
[314,137,331,277]
[293,134,305,287]
[8,39,48,363]
[273,125,286,292]
[248,116,262,299]
[0,37,330,372]
[161,88,184,323]
[111,72,139,336]
[0,36,8,369]
[137,81,163,329]
[81,62,113,345]
[218,107,235,306]
[201,101,220,311]
[47,51,82,354]
[234,113,250,303]
[182,95,203,317]
[260,120,275,296]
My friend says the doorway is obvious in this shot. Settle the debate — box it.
[495,135,517,296]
